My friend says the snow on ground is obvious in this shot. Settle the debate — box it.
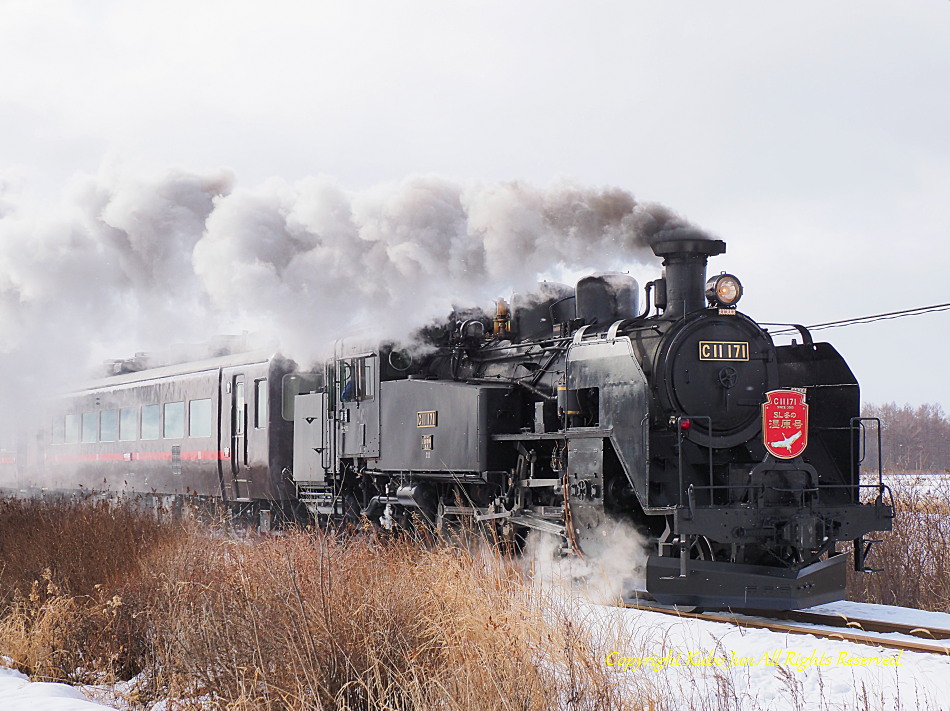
[5,599,950,710]
[572,598,950,710]
[0,668,115,710]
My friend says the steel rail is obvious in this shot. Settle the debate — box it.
[754,609,950,641]
[621,602,950,656]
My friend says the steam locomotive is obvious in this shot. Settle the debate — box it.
[1,236,893,609]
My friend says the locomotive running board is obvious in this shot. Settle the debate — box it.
[646,553,847,611]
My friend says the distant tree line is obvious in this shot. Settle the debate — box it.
[860,402,950,473]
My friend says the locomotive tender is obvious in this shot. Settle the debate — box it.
[3,235,893,609]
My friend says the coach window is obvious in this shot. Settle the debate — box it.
[164,401,185,439]
[119,408,137,441]
[255,379,267,428]
[100,410,118,442]
[83,412,99,443]
[82,412,98,443]
[65,414,80,444]
[51,417,65,445]
[236,381,245,436]
[141,405,160,440]
[189,398,212,438]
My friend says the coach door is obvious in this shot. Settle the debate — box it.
[225,374,250,501]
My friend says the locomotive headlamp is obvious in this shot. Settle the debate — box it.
[706,273,743,308]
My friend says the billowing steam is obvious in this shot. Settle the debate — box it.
[526,519,651,604]
[0,170,231,429]
[0,167,711,426]
[191,174,709,358]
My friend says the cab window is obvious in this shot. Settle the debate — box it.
[338,356,375,402]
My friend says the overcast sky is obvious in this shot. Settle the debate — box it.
[1,0,948,410]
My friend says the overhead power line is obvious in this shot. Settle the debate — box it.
[764,302,950,336]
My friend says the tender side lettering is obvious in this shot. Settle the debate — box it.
[416,410,438,428]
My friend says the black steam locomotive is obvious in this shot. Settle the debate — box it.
[1,236,893,609]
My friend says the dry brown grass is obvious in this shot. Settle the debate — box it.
[0,497,185,684]
[141,529,630,710]
[0,569,146,684]
[847,475,950,611]
[0,498,636,710]
[5,487,950,710]
[0,496,179,603]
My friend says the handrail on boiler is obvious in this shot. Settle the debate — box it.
[676,415,713,516]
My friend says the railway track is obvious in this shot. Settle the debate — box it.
[621,601,950,656]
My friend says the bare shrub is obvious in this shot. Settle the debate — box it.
[0,496,181,603]
[0,497,184,684]
[847,476,950,611]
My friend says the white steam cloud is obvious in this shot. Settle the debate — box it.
[191,174,705,358]
[0,167,710,424]
[525,520,651,605]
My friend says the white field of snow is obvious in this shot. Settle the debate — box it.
[0,668,114,710]
[578,599,950,710]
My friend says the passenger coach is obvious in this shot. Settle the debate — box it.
[6,351,297,519]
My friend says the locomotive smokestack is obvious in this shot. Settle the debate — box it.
[652,238,726,320]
